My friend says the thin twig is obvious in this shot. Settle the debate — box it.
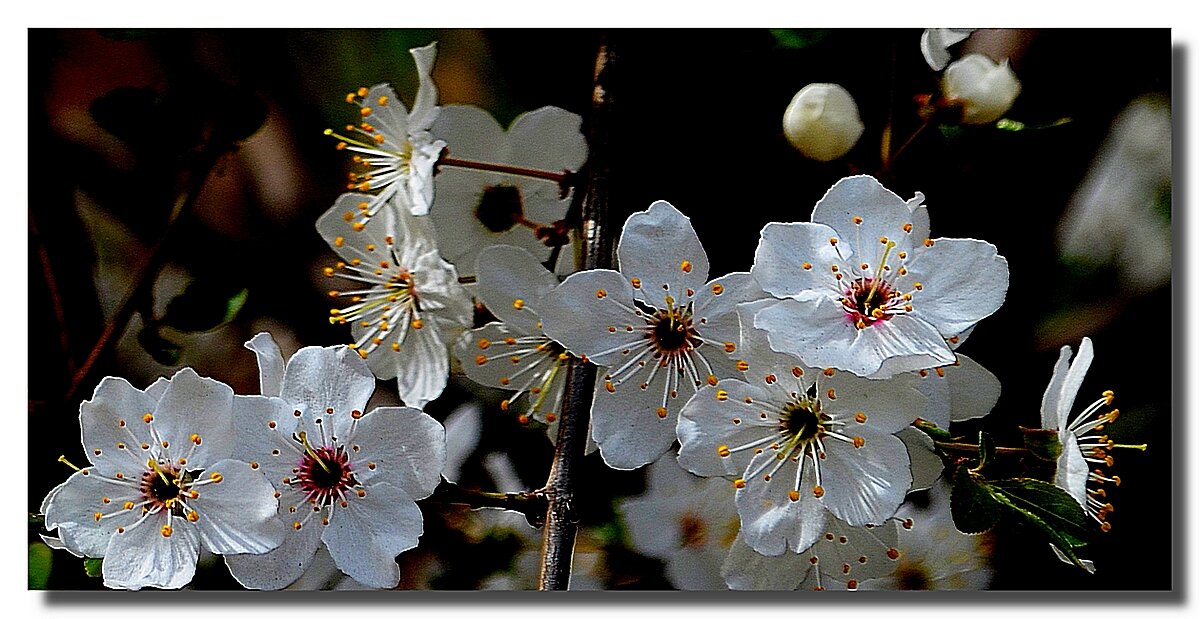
[439,155,568,184]
[537,35,617,592]
[29,210,72,374]
[426,478,547,527]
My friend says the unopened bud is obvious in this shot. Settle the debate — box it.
[942,54,1021,125]
[782,83,864,162]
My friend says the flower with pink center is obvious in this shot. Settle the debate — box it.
[538,201,766,470]
[224,333,446,589]
[750,175,1009,378]
[39,368,285,590]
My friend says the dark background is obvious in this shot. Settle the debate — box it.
[28,28,1172,590]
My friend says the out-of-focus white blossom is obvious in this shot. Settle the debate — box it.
[942,54,1021,124]
[782,84,864,162]
[921,28,975,71]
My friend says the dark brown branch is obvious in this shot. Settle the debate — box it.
[426,478,547,527]
[29,210,72,375]
[537,36,618,591]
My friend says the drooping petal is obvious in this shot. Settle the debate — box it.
[476,244,560,333]
[811,175,923,259]
[350,406,445,500]
[538,269,642,367]
[722,533,812,590]
[280,346,375,432]
[818,427,911,527]
[244,332,286,397]
[1056,434,1090,508]
[189,459,285,556]
[323,481,423,589]
[507,106,588,173]
[735,453,826,555]
[407,42,440,132]
[898,427,943,492]
[374,317,450,409]
[102,511,200,590]
[152,368,235,470]
[904,238,1009,336]
[224,513,324,590]
[79,376,158,477]
[617,201,710,308]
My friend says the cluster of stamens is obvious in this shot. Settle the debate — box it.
[719,372,866,503]
[324,87,415,224]
[823,217,925,330]
[269,411,369,531]
[474,333,569,424]
[1068,389,1142,532]
[325,227,422,360]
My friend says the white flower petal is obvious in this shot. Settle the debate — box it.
[590,372,679,471]
[79,376,158,477]
[819,428,911,527]
[1056,337,1095,430]
[323,481,423,589]
[677,381,777,478]
[507,106,588,172]
[230,394,296,475]
[898,427,943,492]
[430,104,507,160]
[102,511,200,590]
[921,28,974,71]
[351,407,445,500]
[281,346,375,428]
[736,453,826,555]
[538,269,642,367]
[407,42,440,131]
[1040,344,1075,430]
[751,221,843,301]
[42,470,138,558]
[363,84,410,146]
[152,368,235,469]
[1056,433,1090,509]
[190,459,285,556]
[224,514,324,590]
[371,318,450,408]
[442,403,481,484]
[144,376,171,402]
[810,175,922,258]
[945,353,1002,422]
[244,332,286,397]
[617,201,710,308]
[904,238,1009,336]
[722,533,812,590]
[476,244,560,333]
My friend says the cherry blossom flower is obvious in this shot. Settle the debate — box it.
[318,192,473,408]
[224,333,446,589]
[782,83,864,162]
[678,299,926,556]
[1039,337,1127,532]
[40,369,285,590]
[618,455,741,590]
[456,245,569,428]
[722,517,902,591]
[329,42,445,218]
[429,105,587,279]
[751,175,1009,378]
[538,201,765,470]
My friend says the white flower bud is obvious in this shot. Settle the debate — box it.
[782,83,864,162]
[941,54,1021,125]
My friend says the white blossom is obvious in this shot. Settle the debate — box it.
[318,192,473,408]
[781,83,864,162]
[942,53,1021,124]
[40,369,284,590]
[920,28,975,71]
[750,175,1009,378]
[224,333,446,589]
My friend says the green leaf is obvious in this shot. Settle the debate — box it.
[137,324,182,366]
[160,279,248,333]
[975,430,996,473]
[995,118,1026,131]
[1020,426,1063,462]
[950,464,1002,535]
[29,544,53,589]
[770,29,828,50]
[84,558,104,578]
[988,478,1094,572]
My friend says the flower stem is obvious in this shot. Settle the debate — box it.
[536,35,618,592]
[439,155,570,185]
[935,440,1028,456]
[881,117,933,174]
[426,478,547,527]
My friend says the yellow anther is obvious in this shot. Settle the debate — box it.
[123,501,135,510]
[829,238,838,246]
[733,479,746,489]
[210,472,223,483]
[477,339,491,350]
[913,282,924,290]
[724,342,736,353]
[852,216,863,225]
[191,434,202,445]
[352,222,366,232]
[826,389,837,400]
[879,236,889,245]
[788,490,800,502]
[802,262,812,270]
[545,412,558,422]
[656,407,668,419]
[499,377,511,386]
[605,380,616,393]
[717,445,731,457]
[93,511,103,522]
[736,360,749,372]
[924,238,934,247]
[681,260,693,273]
[822,368,835,377]
[187,512,200,523]
[631,277,641,288]
[596,288,607,299]
[1103,390,1116,405]
[765,374,777,384]
[513,298,526,310]
[357,349,368,359]
[711,283,724,295]
[365,243,376,252]
[813,485,825,498]
[854,412,867,423]
[707,374,719,386]
[143,413,154,423]
[902,223,913,233]
[716,389,729,401]
[359,107,372,117]
[161,525,173,538]
[852,436,865,448]
[411,318,424,329]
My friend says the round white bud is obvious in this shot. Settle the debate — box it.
[782,83,865,162]
[941,54,1022,125]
